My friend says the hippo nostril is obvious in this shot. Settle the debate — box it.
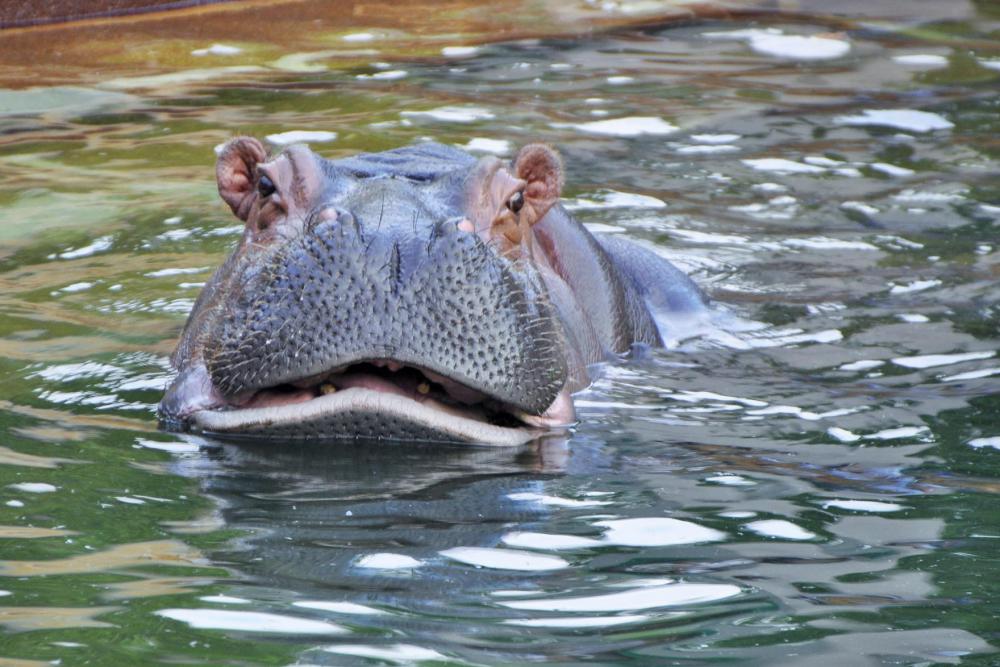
[311,206,360,236]
[307,206,335,230]
[337,210,359,232]
[430,217,466,243]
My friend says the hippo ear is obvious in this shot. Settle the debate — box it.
[216,137,268,221]
[513,144,564,225]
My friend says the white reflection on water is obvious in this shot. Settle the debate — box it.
[293,601,387,615]
[199,595,250,604]
[500,581,742,612]
[892,351,995,369]
[355,70,407,81]
[827,427,862,443]
[462,137,511,154]
[676,143,739,154]
[322,643,448,662]
[50,235,114,260]
[741,158,825,174]
[565,190,667,211]
[401,106,494,122]
[135,438,200,454]
[439,547,569,571]
[942,367,1000,382]
[745,519,817,540]
[341,32,376,43]
[594,518,725,547]
[265,130,337,145]
[191,44,242,56]
[501,516,725,551]
[31,362,124,382]
[8,482,58,493]
[893,54,948,67]
[703,28,851,60]
[555,116,678,137]
[822,500,905,513]
[968,437,1000,451]
[144,266,209,278]
[890,279,942,294]
[355,553,424,570]
[871,162,915,177]
[839,360,885,371]
[155,609,345,634]
[705,473,756,486]
[53,281,95,294]
[691,133,741,144]
[669,390,766,407]
[504,614,650,628]
[506,491,611,508]
[833,108,954,132]
[503,532,602,550]
[865,426,932,441]
[441,46,479,57]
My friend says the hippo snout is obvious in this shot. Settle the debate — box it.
[203,208,567,417]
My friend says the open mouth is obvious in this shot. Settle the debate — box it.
[188,360,561,445]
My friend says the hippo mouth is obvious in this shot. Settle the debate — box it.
[181,360,573,446]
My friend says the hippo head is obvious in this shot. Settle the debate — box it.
[158,138,577,445]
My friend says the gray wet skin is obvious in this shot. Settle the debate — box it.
[158,138,707,444]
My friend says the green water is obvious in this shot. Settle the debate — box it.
[1,1,999,665]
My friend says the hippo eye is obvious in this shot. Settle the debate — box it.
[257,174,276,198]
[507,190,524,213]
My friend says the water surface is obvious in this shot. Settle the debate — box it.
[1,1,999,664]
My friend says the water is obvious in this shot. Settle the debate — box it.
[1,1,998,664]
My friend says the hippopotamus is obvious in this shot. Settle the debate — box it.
[158,138,706,445]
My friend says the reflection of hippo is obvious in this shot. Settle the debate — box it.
[159,139,705,444]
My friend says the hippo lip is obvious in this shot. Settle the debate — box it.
[184,360,572,445]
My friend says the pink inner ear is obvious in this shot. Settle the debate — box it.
[217,137,268,221]
[514,144,564,202]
